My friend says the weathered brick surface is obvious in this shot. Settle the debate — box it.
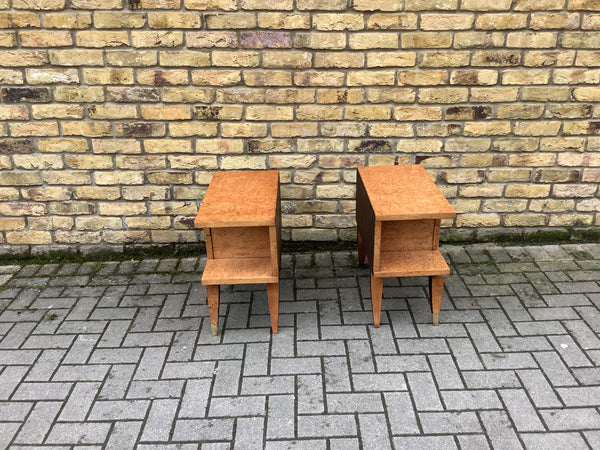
[0,2,599,251]
[0,244,598,446]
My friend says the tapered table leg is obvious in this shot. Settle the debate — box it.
[370,273,383,328]
[207,285,220,336]
[267,282,279,334]
[430,276,444,326]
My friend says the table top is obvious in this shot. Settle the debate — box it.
[358,165,456,221]
[195,170,279,228]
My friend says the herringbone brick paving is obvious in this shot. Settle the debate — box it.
[1,243,600,449]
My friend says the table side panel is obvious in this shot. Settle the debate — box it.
[380,219,436,252]
[210,226,271,259]
[356,172,378,271]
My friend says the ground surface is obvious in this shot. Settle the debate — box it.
[0,243,600,449]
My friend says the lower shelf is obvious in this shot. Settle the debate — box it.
[375,250,450,278]
[202,257,278,285]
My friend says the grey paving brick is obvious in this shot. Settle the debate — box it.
[481,352,537,370]
[499,337,552,352]
[463,370,521,389]
[209,396,265,417]
[234,416,265,449]
[267,394,295,439]
[521,432,588,450]
[480,410,523,450]
[179,379,211,419]
[397,338,449,354]
[172,418,234,442]
[89,400,150,420]
[53,364,110,381]
[241,375,295,395]
[543,293,591,307]
[97,320,131,348]
[388,311,418,338]
[13,382,72,400]
[0,422,20,449]
[99,364,136,400]
[353,373,406,392]
[134,346,169,380]
[127,380,184,399]
[358,413,392,450]
[513,321,566,336]
[324,356,352,392]
[367,325,397,354]
[347,340,375,373]
[265,440,326,450]
[457,435,491,450]
[394,436,457,450]
[541,408,600,431]
[584,430,600,449]
[376,355,428,373]
[167,330,198,362]
[58,381,101,421]
[419,411,481,434]
[0,322,36,349]
[243,342,270,376]
[533,351,579,386]
[384,392,419,435]
[298,374,325,414]
[548,335,593,367]
[563,320,600,349]
[0,401,32,421]
[327,393,383,413]
[194,344,244,361]
[516,369,562,408]
[46,422,111,445]
[557,386,600,407]
[296,313,320,341]
[407,372,443,411]
[25,349,65,382]
[481,309,518,337]
[140,399,179,442]
[14,401,62,444]
[572,367,600,385]
[466,323,502,353]
[499,389,545,432]
[0,349,40,365]
[442,390,502,410]
[298,414,357,438]
[529,307,579,321]
[162,362,214,379]
[448,338,484,370]
[318,300,343,325]
[212,360,242,396]
[271,357,321,375]
[270,328,294,358]
[63,334,100,365]
[429,354,464,389]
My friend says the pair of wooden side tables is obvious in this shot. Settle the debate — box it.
[194,165,456,336]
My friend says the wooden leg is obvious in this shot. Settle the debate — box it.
[430,276,444,326]
[370,272,383,328]
[358,231,367,265]
[267,283,279,334]
[207,285,220,336]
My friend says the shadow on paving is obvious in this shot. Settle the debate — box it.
[0,243,600,449]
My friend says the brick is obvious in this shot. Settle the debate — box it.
[205,13,256,29]
[26,68,79,84]
[402,32,452,48]
[347,71,395,86]
[131,31,183,48]
[55,86,104,102]
[83,68,134,85]
[184,0,236,9]
[107,51,157,67]
[138,69,188,86]
[349,33,398,49]
[476,13,528,29]
[43,13,91,29]
[20,30,72,47]
[49,49,103,66]
[462,0,512,10]
[367,13,418,29]
[192,70,241,85]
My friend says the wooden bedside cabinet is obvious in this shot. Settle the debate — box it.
[356,165,456,327]
[194,170,281,336]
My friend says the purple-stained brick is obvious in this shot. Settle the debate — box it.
[240,31,292,49]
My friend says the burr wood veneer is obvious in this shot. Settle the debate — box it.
[356,165,456,327]
[194,170,281,336]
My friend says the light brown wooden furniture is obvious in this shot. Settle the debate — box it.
[194,170,281,336]
[356,165,456,327]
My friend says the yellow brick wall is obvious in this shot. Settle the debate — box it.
[1,0,599,252]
